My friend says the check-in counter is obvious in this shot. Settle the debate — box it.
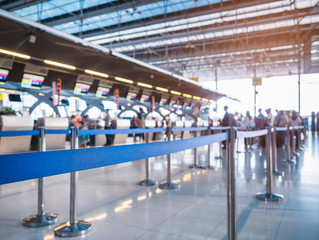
[0,116,34,154]
[93,120,106,147]
[37,117,68,150]
[183,121,193,139]
[153,120,166,141]
[113,119,130,145]
[172,121,184,139]
[145,119,156,140]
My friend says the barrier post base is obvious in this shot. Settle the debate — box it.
[189,164,206,169]
[54,221,92,237]
[159,182,180,190]
[138,179,157,186]
[256,193,283,202]
[273,170,284,176]
[22,213,58,227]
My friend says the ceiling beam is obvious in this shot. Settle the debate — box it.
[75,0,281,39]
[0,0,45,11]
[40,0,160,27]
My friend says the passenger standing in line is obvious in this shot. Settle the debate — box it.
[221,106,230,149]
[130,116,137,142]
[104,109,112,146]
[71,115,89,148]
[242,111,255,148]
[289,111,302,149]
[255,108,266,147]
[136,113,145,142]
[221,105,230,127]
[229,113,237,127]
[264,108,274,127]
[274,110,288,147]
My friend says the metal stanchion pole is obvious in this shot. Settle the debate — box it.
[138,132,157,186]
[189,130,205,169]
[297,128,303,151]
[205,126,215,170]
[23,127,58,227]
[54,127,92,237]
[292,134,299,158]
[271,128,283,176]
[286,128,294,164]
[216,129,226,159]
[256,127,283,202]
[159,127,179,189]
[227,128,237,240]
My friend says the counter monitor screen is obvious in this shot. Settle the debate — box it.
[74,82,90,95]
[96,86,110,98]
[126,92,137,101]
[160,98,167,105]
[140,94,149,103]
[21,73,45,89]
[0,69,9,85]
[169,100,176,106]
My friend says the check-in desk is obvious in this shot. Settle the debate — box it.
[37,117,68,150]
[94,124,106,147]
[145,120,156,140]
[172,121,184,139]
[113,119,130,145]
[0,116,34,154]
[182,121,193,139]
[153,120,166,141]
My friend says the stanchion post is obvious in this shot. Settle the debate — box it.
[54,127,92,237]
[206,127,215,169]
[227,128,237,240]
[256,127,283,202]
[205,126,215,170]
[292,134,299,158]
[216,129,226,159]
[138,132,157,186]
[189,130,205,169]
[159,127,179,189]
[271,128,283,176]
[285,128,294,164]
[286,128,291,160]
[22,127,58,227]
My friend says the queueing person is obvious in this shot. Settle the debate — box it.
[136,113,145,142]
[104,109,112,146]
[242,111,255,148]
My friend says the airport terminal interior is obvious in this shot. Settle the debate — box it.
[0,0,319,239]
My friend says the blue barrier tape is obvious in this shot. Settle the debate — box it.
[210,126,231,131]
[78,128,167,136]
[0,132,228,185]
[236,129,268,139]
[171,127,208,132]
[275,127,288,132]
[46,129,70,135]
[0,130,40,137]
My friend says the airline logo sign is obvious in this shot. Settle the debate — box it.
[252,77,262,86]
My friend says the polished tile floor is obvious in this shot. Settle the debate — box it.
[0,132,318,240]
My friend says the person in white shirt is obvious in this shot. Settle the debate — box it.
[242,111,255,148]
[265,108,274,127]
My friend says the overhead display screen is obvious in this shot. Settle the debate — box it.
[126,92,137,101]
[0,69,9,85]
[140,94,149,103]
[159,98,167,105]
[74,82,90,95]
[21,73,45,89]
[96,86,110,98]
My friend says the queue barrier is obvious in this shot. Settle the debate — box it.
[0,125,304,239]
